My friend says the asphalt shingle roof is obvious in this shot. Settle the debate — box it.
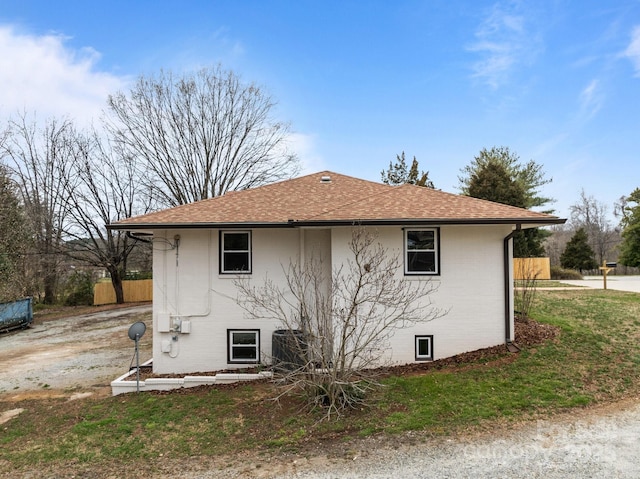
[111,171,564,229]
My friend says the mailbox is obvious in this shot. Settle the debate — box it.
[605,262,617,268]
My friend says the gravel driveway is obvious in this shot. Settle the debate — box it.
[0,305,151,399]
[262,400,640,479]
[161,398,640,479]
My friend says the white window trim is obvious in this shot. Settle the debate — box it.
[415,335,434,361]
[227,329,260,364]
[220,230,252,274]
[404,228,439,275]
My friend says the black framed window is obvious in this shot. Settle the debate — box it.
[227,329,260,364]
[220,231,251,273]
[415,335,434,361]
[405,228,439,275]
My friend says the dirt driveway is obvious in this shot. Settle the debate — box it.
[0,304,152,400]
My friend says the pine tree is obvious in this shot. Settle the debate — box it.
[460,146,553,257]
[467,160,527,207]
[381,152,434,188]
[459,146,552,209]
[560,228,598,272]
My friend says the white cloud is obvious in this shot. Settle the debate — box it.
[169,26,246,74]
[468,2,540,89]
[623,25,640,77]
[531,132,569,159]
[0,26,128,126]
[579,79,603,120]
[287,132,326,174]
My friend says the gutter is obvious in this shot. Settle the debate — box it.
[108,217,565,231]
[504,225,521,352]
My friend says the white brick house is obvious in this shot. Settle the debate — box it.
[110,171,564,375]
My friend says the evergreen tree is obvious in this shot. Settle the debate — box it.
[459,146,552,209]
[618,188,640,267]
[560,228,598,272]
[467,160,527,207]
[381,152,434,188]
[460,146,553,257]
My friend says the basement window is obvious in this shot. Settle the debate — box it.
[220,231,252,274]
[227,329,260,364]
[415,335,434,361]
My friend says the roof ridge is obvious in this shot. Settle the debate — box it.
[299,180,394,221]
[305,180,420,220]
[118,192,225,224]
[306,182,559,222]
[301,183,418,221]
[395,183,556,217]
[222,170,386,198]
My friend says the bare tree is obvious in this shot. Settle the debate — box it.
[1,115,74,303]
[60,130,152,304]
[0,162,33,301]
[236,228,445,419]
[569,189,619,265]
[543,224,572,266]
[105,66,299,207]
[2,113,152,304]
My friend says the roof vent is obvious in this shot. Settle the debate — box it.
[320,175,331,183]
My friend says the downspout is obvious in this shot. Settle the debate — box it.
[504,224,521,352]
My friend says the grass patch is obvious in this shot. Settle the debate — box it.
[2,289,640,475]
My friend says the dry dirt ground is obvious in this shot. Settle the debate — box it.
[0,304,152,401]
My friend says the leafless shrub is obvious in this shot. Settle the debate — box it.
[236,227,445,419]
[514,257,540,320]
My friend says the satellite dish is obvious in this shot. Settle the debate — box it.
[128,321,146,340]
[128,321,147,393]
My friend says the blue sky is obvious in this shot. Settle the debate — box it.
[1,1,639,223]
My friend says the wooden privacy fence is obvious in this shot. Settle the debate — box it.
[94,279,153,305]
[514,257,551,281]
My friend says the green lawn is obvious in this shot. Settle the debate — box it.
[2,289,639,475]
[378,289,640,434]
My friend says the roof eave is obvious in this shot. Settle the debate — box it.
[106,222,289,231]
[108,217,566,231]
[289,218,566,228]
